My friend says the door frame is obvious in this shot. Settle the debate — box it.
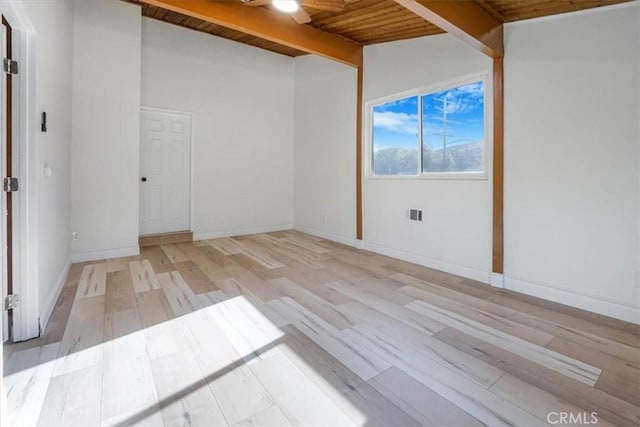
[139,106,194,236]
[2,15,14,342]
[0,3,38,342]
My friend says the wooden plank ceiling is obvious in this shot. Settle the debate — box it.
[127,0,631,57]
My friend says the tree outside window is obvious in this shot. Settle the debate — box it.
[371,79,485,177]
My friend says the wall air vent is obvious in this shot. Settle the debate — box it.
[409,209,422,222]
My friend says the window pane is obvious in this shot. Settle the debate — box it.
[422,81,484,173]
[372,96,419,176]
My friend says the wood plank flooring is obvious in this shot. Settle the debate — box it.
[3,230,640,426]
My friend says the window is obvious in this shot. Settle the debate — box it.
[371,95,419,175]
[370,78,486,178]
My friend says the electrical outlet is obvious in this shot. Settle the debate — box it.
[72,232,79,241]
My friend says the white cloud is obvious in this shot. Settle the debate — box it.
[452,81,483,97]
[373,110,418,135]
[444,97,476,114]
[380,96,417,111]
[429,81,484,114]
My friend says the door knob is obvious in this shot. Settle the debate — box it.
[141,177,147,182]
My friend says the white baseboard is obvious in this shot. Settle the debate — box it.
[39,259,71,335]
[305,236,639,325]
[505,276,640,325]
[293,225,356,247]
[193,224,293,241]
[71,246,140,263]
[490,273,505,289]
[361,240,491,284]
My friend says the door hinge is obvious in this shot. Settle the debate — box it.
[3,177,18,192]
[3,58,18,75]
[5,294,19,310]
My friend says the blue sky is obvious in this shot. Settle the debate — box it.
[372,81,484,151]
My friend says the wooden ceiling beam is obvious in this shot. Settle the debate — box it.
[138,0,363,67]
[393,0,504,58]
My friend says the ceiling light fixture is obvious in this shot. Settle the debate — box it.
[272,0,299,13]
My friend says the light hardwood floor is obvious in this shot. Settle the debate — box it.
[3,230,640,426]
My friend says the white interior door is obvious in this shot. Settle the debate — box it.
[140,109,191,235]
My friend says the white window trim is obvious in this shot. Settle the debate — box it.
[365,72,491,181]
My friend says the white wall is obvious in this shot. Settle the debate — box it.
[71,0,141,261]
[638,5,640,307]
[504,3,640,323]
[29,0,74,332]
[362,35,493,282]
[293,55,356,245]
[141,18,294,240]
